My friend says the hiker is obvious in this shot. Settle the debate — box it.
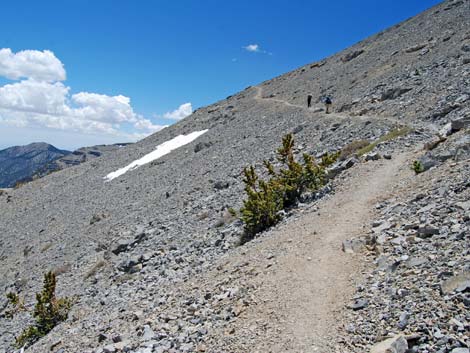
[307,94,312,108]
[324,96,332,113]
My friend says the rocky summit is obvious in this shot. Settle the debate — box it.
[0,1,469,352]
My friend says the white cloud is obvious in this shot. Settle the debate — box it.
[0,48,66,82]
[163,102,193,120]
[0,79,166,136]
[0,48,174,143]
[243,44,272,55]
[134,118,166,132]
[0,79,69,115]
[243,44,260,52]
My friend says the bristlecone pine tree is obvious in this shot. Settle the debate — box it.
[240,134,337,243]
[12,271,72,348]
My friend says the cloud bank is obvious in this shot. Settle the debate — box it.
[0,48,191,143]
[0,48,66,82]
[163,102,193,120]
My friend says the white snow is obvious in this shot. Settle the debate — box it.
[104,129,208,181]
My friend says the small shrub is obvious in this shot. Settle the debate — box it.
[339,140,370,160]
[240,166,283,242]
[412,160,424,174]
[228,207,237,217]
[319,151,340,167]
[11,271,72,348]
[356,127,411,156]
[240,134,326,243]
[5,293,25,318]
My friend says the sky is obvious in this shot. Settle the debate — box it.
[0,0,442,150]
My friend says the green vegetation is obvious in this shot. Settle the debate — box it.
[320,151,340,168]
[339,139,370,160]
[5,292,25,319]
[412,160,424,174]
[228,207,237,217]
[240,134,332,243]
[356,127,411,156]
[7,271,72,348]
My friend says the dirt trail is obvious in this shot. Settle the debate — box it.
[252,85,404,126]
[212,149,414,352]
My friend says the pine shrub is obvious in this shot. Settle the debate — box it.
[240,166,284,242]
[10,271,72,348]
[412,160,424,174]
[240,134,328,243]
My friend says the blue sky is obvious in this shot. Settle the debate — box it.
[0,0,441,150]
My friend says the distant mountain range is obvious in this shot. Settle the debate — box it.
[0,142,70,188]
[0,142,132,188]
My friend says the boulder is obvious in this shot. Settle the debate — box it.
[451,117,470,131]
[341,50,364,62]
[438,122,453,138]
[342,238,366,254]
[381,88,412,101]
[111,239,133,255]
[213,181,230,190]
[417,225,440,238]
[405,43,427,53]
[365,152,381,161]
[370,335,408,353]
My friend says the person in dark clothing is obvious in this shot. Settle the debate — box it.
[307,94,312,108]
[324,96,332,113]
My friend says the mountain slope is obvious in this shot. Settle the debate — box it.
[0,1,468,352]
[33,143,133,180]
[0,142,70,188]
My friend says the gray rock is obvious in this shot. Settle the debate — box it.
[455,201,470,211]
[441,272,470,294]
[417,225,440,237]
[342,238,366,254]
[349,298,368,310]
[405,43,427,53]
[213,181,230,190]
[365,152,381,161]
[142,325,155,341]
[112,239,133,255]
[381,87,412,101]
[341,50,364,62]
[450,348,469,353]
[451,118,470,131]
[398,311,409,329]
[370,335,408,353]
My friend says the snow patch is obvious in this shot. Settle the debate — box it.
[104,129,208,181]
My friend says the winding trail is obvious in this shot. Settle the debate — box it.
[208,148,415,352]
[252,85,404,127]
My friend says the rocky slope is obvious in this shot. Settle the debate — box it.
[0,143,70,188]
[32,143,133,180]
[0,1,469,352]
